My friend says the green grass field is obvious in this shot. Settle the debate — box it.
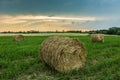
[0,35,120,80]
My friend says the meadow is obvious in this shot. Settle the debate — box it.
[0,35,120,80]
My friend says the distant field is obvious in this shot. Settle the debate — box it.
[0,33,88,36]
[0,35,120,80]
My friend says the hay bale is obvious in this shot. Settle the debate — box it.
[91,34,104,42]
[40,36,86,72]
[13,35,24,41]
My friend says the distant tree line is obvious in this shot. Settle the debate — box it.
[0,30,82,34]
[89,27,120,35]
[0,27,120,35]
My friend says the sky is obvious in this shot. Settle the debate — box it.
[0,0,120,32]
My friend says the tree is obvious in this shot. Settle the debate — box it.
[107,27,120,35]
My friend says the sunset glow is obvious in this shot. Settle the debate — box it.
[0,15,96,32]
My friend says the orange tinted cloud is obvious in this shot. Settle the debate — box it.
[0,15,96,32]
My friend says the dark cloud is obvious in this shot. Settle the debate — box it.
[0,0,120,17]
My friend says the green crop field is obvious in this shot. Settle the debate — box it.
[0,35,120,80]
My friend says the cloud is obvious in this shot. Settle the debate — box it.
[13,15,96,21]
[0,15,96,24]
[0,15,97,32]
[0,15,26,24]
[0,0,20,4]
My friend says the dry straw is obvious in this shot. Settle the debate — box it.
[40,36,86,72]
[13,35,24,41]
[91,34,104,43]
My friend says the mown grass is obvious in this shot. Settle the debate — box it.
[0,35,120,80]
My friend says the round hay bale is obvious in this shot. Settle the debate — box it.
[91,34,104,43]
[40,36,86,72]
[13,35,24,41]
